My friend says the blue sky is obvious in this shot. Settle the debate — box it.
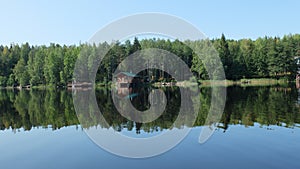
[1,0,299,45]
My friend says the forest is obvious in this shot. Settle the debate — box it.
[0,34,300,87]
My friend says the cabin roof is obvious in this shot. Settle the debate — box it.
[116,72,139,77]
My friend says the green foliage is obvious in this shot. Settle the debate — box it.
[217,34,233,79]
[28,47,45,85]
[13,58,29,86]
[0,35,300,87]
[0,76,7,86]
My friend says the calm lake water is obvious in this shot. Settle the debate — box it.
[0,85,300,169]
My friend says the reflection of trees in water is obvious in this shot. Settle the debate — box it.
[0,86,300,132]
[0,89,79,131]
[98,87,182,134]
[217,86,300,132]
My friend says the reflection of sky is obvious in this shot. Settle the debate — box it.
[0,124,299,169]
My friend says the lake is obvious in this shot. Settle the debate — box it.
[0,85,300,169]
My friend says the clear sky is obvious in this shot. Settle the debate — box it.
[1,0,299,45]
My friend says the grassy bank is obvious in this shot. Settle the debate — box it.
[199,78,289,87]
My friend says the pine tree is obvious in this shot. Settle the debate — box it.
[218,34,232,79]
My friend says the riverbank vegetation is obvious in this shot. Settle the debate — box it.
[0,34,299,88]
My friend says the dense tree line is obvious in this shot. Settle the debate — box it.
[1,34,300,87]
[214,34,300,80]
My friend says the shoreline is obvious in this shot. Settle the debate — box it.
[199,78,290,87]
[0,78,293,90]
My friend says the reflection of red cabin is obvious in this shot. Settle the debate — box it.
[297,74,300,89]
[115,72,141,88]
[117,87,132,98]
[114,84,140,102]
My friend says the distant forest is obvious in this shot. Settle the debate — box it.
[0,34,300,87]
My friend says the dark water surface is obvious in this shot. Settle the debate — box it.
[0,86,300,169]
